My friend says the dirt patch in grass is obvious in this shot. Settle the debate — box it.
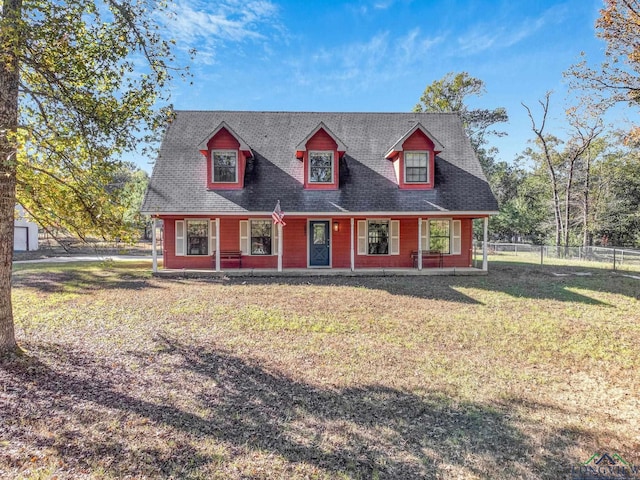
[1,263,639,479]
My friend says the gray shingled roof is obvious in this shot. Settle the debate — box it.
[141,111,498,215]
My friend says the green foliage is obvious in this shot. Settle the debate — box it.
[489,163,550,243]
[413,71,508,173]
[5,0,181,241]
[589,139,640,246]
[568,0,640,108]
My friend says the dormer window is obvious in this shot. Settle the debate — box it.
[296,122,346,190]
[212,150,238,183]
[309,151,334,183]
[385,123,443,190]
[198,122,252,190]
[404,151,428,183]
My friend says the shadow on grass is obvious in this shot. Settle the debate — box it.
[11,266,163,294]
[0,339,589,479]
[211,263,640,306]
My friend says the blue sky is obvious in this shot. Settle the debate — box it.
[135,0,635,172]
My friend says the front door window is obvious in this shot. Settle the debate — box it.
[309,221,330,266]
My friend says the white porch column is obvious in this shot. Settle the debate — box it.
[482,217,489,271]
[417,217,423,271]
[277,223,283,272]
[350,218,355,271]
[215,218,221,272]
[151,217,158,273]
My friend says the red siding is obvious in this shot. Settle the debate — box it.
[403,129,434,150]
[283,218,307,268]
[204,128,247,190]
[210,128,240,150]
[331,218,351,268]
[164,218,215,269]
[303,129,339,190]
[353,218,417,268]
[160,215,479,270]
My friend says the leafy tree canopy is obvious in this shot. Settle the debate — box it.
[412,71,508,162]
[0,0,183,352]
[568,0,640,113]
[3,0,181,241]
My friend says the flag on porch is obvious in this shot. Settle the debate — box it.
[272,200,286,226]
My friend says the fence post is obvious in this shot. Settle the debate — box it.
[540,245,544,265]
[613,248,617,271]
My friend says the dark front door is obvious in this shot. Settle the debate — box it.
[309,221,330,267]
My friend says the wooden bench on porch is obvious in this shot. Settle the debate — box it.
[411,250,443,268]
[213,250,242,268]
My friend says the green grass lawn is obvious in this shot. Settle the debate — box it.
[2,261,639,479]
[483,250,640,273]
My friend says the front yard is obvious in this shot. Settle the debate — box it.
[1,262,639,479]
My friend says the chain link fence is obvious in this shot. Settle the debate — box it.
[474,242,640,272]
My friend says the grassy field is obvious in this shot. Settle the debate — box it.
[1,261,639,479]
[482,250,640,273]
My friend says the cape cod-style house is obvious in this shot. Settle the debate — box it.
[141,111,498,273]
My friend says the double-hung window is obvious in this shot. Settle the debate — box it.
[404,151,428,183]
[428,220,450,254]
[357,219,399,255]
[367,221,389,255]
[308,151,333,183]
[239,219,279,256]
[421,219,461,255]
[212,150,238,183]
[186,220,209,255]
[250,220,272,255]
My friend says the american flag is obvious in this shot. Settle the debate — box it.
[272,200,286,226]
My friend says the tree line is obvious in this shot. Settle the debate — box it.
[414,1,640,248]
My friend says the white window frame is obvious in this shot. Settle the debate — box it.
[422,219,462,255]
[357,219,400,256]
[239,219,279,256]
[404,151,429,183]
[211,149,238,183]
[308,150,334,184]
[184,218,211,256]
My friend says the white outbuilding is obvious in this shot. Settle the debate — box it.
[14,205,39,251]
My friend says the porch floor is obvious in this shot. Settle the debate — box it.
[153,267,487,278]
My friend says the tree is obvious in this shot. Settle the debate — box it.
[569,0,640,108]
[588,136,640,247]
[413,71,508,173]
[111,163,151,238]
[487,161,549,243]
[522,93,565,246]
[522,93,604,247]
[0,0,180,354]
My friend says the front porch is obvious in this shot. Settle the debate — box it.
[153,266,487,278]
[151,217,491,273]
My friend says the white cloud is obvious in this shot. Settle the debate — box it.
[373,0,394,10]
[295,28,442,93]
[455,4,567,55]
[160,0,280,64]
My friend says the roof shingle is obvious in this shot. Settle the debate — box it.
[141,111,498,215]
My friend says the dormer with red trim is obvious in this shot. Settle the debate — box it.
[198,122,252,190]
[385,123,444,190]
[295,122,347,190]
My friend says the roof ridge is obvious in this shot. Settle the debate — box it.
[172,110,461,115]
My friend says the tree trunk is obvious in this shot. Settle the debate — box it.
[523,94,564,247]
[582,148,592,247]
[0,0,23,355]
[550,173,563,247]
[564,158,577,248]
